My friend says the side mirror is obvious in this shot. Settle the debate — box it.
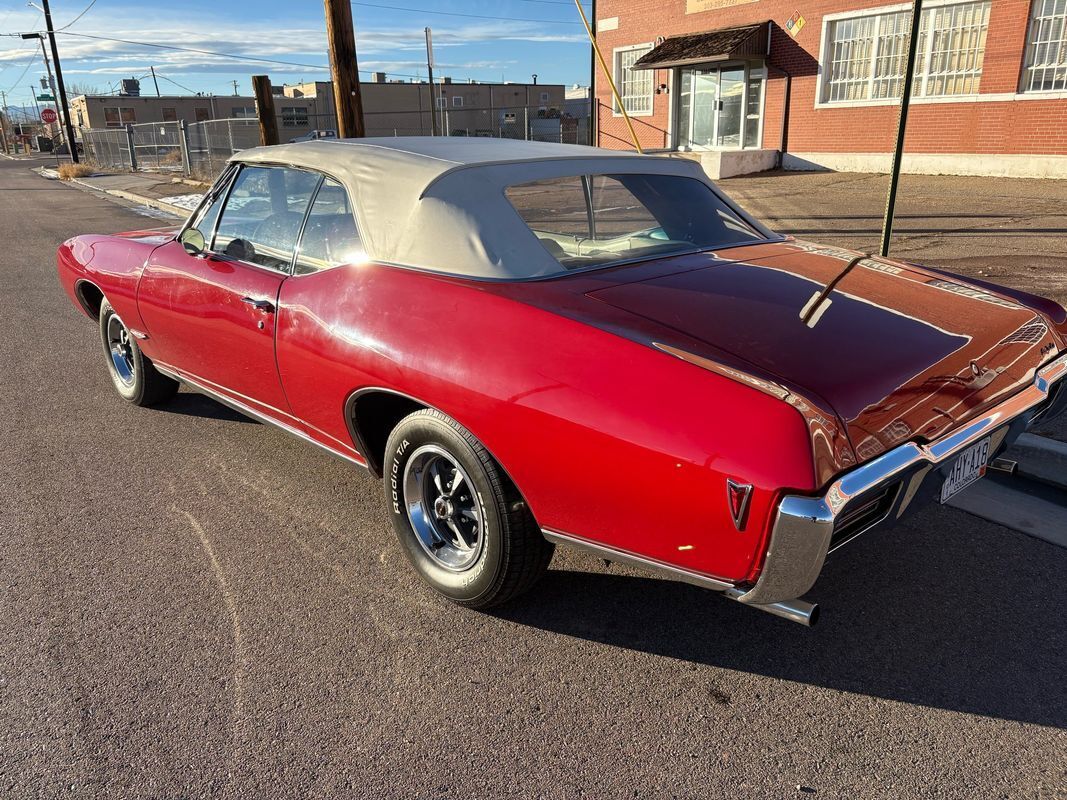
[179,227,206,256]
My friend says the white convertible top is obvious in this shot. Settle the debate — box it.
[233,137,741,279]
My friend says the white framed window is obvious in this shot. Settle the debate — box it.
[820,1,991,104]
[231,106,257,118]
[540,91,550,102]
[1024,0,1067,92]
[452,96,463,107]
[435,96,447,109]
[613,44,654,116]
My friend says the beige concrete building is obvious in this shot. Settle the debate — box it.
[71,77,567,141]
[280,77,566,138]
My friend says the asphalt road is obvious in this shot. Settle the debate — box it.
[1,156,1065,799]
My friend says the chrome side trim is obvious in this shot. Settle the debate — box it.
[541,528,734,592]
[738,352,1067,606]
[156,364,371,473]
[542,528,820,626]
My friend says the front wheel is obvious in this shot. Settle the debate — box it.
[384,409,554,608]
[99,300,178,406]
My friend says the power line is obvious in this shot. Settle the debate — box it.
[350,1,581,25]
[2,49,37,96]
[56,31,333,70]
[56,0,100,31]
[154,70,197,94]
[49,30,508,86]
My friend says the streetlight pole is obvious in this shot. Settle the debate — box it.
[21,36,58,144]
[26,0,79,162]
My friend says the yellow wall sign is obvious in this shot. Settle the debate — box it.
[686,0,759,13]
[785,10,806,37]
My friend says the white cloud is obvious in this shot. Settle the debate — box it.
[1,3,584,95]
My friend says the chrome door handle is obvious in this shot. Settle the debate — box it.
[241,297,275,313]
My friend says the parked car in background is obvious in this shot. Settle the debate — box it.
[287,129,337,144]
[56,138,1067,626]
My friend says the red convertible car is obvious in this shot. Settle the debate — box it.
[58,138,1067,626]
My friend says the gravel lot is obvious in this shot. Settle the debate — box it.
[1,155,1064,799]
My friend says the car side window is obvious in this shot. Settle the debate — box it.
[293,177,365,275]
[212,166,320,272]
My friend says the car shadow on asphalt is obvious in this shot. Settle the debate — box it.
[157,390,259,424]
[493,505,1066,728]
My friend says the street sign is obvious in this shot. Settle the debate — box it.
[37,94,55,102]
[40,108,58,124]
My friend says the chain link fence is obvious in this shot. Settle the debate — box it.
[81,126,135,169]
[357,106,589,144]
[79,106,592,177]
[130,121,185,172]
[80,118,260,180]
[186,119,260,180]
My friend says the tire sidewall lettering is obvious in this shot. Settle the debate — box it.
[390,438,410,515]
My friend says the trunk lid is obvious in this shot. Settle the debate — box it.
[588,242,1060,458]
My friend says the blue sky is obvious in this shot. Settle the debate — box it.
[0,0,592,109]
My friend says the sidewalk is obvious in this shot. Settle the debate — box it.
[47,169,207,217]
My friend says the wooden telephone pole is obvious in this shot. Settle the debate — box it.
[324,0,365,138]
[252,75,279,146]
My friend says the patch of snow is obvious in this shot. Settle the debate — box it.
[158,193,204,211]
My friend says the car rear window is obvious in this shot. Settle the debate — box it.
[504,173,763,274]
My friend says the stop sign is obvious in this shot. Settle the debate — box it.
[41,108,57,124]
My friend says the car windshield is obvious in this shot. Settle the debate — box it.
[505,173,763,275]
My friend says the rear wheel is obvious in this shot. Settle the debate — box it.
[99,300,178,406]
[384,409,554,608]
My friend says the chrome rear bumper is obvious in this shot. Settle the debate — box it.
[735,352,1067,608]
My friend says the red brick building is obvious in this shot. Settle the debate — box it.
[594,0,1067,177]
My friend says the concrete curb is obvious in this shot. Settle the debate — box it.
[67,178,188,218]
[1007,433,1067,492]
[947,477,1067,550]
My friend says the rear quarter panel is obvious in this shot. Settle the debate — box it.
[277,263,818,583]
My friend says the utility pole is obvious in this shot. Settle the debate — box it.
[150,66,161,97]
[231,80,239,97]
[30,86,41,119]
[323,0,365,138]
[37,0,79,162]
[251,75,279,146]
[0,91,10,154]
[425,27,437,136]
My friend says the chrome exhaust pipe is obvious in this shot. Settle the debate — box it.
[724,588,820,627]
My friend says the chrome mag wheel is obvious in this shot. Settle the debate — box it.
[106,313,136,386]
[403,444,484,571]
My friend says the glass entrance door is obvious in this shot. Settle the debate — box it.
[716,67,744,147]
[677,64,762,150]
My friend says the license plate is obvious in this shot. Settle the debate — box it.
[939,436,991,503]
